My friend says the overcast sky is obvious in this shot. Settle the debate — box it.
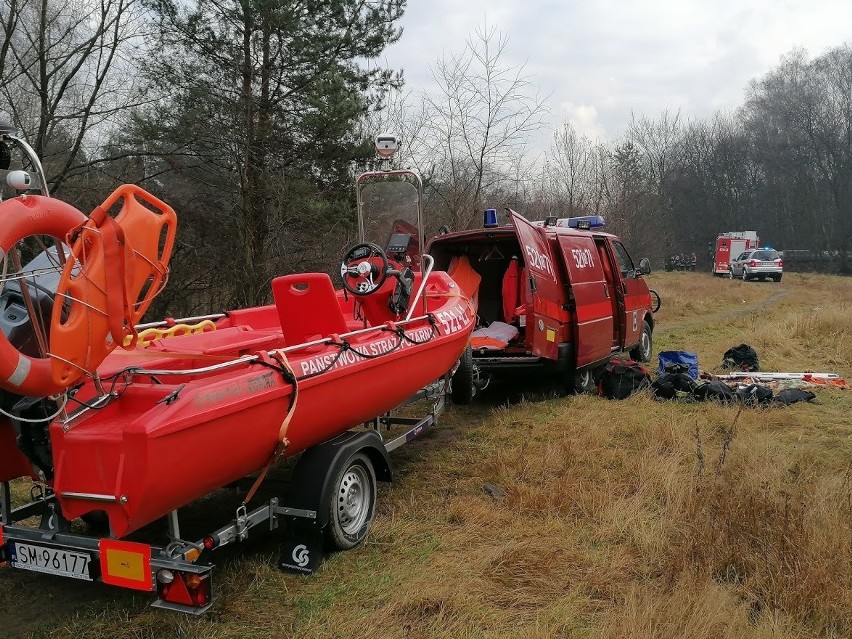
[381,0,852,150]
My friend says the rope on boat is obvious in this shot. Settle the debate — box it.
[0,393,68,423]
[234,317,438,508]
[397,314,439,345]
[298,315,440,380]
[241,350,298,506]
[63,313,441,414]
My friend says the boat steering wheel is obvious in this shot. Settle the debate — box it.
[340,242,389,295]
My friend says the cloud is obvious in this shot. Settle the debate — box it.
[559,103,607,140]
[382,0,852,149]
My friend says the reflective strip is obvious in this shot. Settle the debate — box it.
[7,354,31,387]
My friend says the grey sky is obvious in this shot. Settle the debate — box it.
[382,0,852,148]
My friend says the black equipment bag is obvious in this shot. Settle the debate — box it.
[693,379,736,404]
[599,360,651,400]
[651,371,697,400]
[722,344,760,371]
[773,388,817,405]
[735,383,773,406]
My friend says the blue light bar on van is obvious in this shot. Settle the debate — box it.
[556,215,606,229]
[483,208,498,227]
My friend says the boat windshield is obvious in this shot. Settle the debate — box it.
[359,175,422,268]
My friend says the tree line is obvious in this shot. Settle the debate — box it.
[390,34,852,275]
[1,3,849,318]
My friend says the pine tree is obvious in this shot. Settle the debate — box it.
[134,0,405,309]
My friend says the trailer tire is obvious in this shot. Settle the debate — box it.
[325,452,377,551]
[451,345,475,405]
[629,320,653,363]
[81,510,110,532]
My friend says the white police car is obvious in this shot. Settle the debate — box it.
[729,248,783,282]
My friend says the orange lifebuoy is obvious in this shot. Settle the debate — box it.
[0,195,88,396]
[50,184,177,388]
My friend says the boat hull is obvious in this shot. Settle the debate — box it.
[48,272,474,537]
[0,416,38,483]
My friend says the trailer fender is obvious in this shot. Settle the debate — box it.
[285,429,392,530]
[278,430,391,574]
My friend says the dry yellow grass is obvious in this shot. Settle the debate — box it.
[2,272,851,639]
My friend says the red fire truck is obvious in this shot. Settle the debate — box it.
[713,231,759,276]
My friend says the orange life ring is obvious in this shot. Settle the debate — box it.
[50,184,177,388]
[0,195,88,396]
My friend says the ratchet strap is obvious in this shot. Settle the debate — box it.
[242,351,298,505]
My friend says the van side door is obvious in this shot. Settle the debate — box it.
[510,210,568,360]
[604,238,648,350]
[556,234,613,367]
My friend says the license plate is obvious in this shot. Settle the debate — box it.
[9,542,93,581]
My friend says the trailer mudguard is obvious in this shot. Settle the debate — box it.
[285,429,392,530]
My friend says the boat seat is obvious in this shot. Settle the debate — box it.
[271,273,349,345]
[501,257,521,323]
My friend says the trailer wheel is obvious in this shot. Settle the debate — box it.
[629,320,653,363]
[326,452,377,551]
[81,510,110,532]
[451,345,475,404]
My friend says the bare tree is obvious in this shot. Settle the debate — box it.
[0,0,145,195]
[627,110,683,199]
[546,121,595,214]
[420,24,549,230]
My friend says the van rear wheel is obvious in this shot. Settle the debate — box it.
[572,368,599,394]
[629,320,653,363]
[451,346,475,404]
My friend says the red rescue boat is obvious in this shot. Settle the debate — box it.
[50,268,473,537]
[0,131,476,539]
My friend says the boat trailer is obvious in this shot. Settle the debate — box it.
[0,378,449,614]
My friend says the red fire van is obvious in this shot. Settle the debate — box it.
[426,210,655,396]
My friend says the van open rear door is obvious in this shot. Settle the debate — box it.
[510,210,567,359]
[556,234,613,366]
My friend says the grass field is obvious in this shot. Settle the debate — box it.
[2,271,851,639]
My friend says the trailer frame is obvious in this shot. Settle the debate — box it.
[0,377,450,614]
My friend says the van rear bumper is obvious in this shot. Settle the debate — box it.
[472,343,572,372]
